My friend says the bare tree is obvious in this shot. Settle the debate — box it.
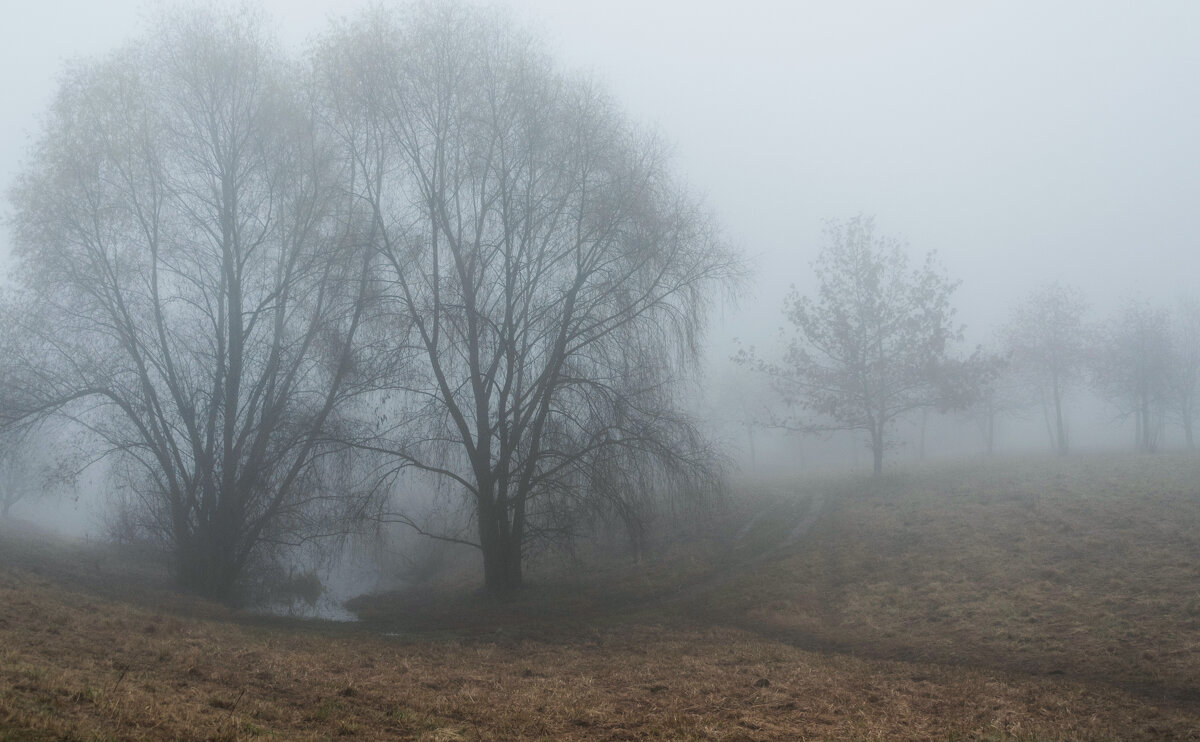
[707,364,779,469]
[314,6,740,594]
[1093,300,1173,453]
[1168,298,1200,450]
[5,9,372,600]
[742,215,979,476]
[958,348,1023,456]
[1002,282,1090,456]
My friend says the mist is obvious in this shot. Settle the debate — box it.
[0,0,1197,582]
[3,4,1200,738]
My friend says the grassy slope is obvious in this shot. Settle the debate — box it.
[2,454,1200,740]
[713,455,1200,698]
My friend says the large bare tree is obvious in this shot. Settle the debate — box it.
[315,6,740,593]
[5,9,372,600]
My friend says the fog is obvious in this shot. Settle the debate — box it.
[2,3,1198,536]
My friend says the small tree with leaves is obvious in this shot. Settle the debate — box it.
[743,215,979,475]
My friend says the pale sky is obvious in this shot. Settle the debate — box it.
[3,0,1199,349]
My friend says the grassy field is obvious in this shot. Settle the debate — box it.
[3,453,1200,740]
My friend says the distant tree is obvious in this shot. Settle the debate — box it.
[1093,300,1173,453]
[1003,283,1090,456]
[314,5,741,594]
[958,348,1022,456]
[4,9,373,600]
[742,215,982,476]
[0,422,75,519]
[707,363,779,468]
[1167,298,1200,450]
[0,429,38,519]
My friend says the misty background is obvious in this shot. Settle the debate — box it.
[3,1,1199,533]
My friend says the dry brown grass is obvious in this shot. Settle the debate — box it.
[3,453,1200,740]
[711,454,1200,704]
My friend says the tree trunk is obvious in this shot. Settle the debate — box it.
[918,408,928,461]
[985,403,996,456]
[176,534,241,602]
[1138,394,1155,453]
[1040,395,1055,452]
[504,536,523,590]
[1134,408,1143,451]
[480,534,523,595]
[1052,381,1068,456]
[478,493,523,595]
[871,426,884,476]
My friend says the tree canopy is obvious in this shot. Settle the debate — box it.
[3,4,740,598]
[5,8,375,599]
[314,4,741,593]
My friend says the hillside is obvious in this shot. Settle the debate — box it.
[3,454,1200,739]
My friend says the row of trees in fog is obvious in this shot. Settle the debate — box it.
[739,217,1200,470]
[992,285,1200,456]
[0,5,740,600]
